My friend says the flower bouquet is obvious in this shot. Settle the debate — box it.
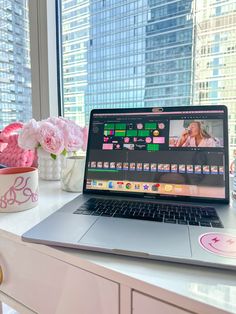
[18,117,88,180]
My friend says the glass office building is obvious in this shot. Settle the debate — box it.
[61,0,90,126]
[144,0,194,107]
[61,0,194,125]
[193,0,236,160]
[0,0,31,129]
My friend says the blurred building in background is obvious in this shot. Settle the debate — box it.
[0,0,31,129]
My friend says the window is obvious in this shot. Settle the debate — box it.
[58,0,236,160]
[0,0,32,129]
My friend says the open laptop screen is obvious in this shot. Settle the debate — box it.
[84,106,229,203]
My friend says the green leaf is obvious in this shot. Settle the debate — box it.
[50,153,57,160]
[62,149,67,156]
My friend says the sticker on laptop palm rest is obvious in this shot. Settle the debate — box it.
[199,233,236,258]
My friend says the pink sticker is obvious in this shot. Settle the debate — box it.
[158,123,165,129]
[199,232,236,258]
[145,137,152,143]
[137,123,143,129]
[153,137,165,144]
[102,143,113,150]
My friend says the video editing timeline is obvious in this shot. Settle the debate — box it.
[88,161,224,175]
[86,109,226,198]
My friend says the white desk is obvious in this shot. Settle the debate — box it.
[0,180,236,314]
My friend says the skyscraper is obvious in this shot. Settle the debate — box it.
[144,0,194,107]
[61,0,90,126]
[61,0,194,125]
[0,0,31,129]
[84,0,148,120]
[194,0,236,160]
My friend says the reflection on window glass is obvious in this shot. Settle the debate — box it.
[0,0,32,129]
[60,0,236,160]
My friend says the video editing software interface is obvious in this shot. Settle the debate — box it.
[85,108,227,199]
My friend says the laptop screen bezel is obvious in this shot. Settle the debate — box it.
[83,105,229,204]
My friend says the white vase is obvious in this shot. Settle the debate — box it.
[37,149,67,181]
[61,156,86,192]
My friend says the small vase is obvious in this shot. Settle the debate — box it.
[61,156,86,192]
[37,148,67,181]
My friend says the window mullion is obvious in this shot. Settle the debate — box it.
[29,0,59,120]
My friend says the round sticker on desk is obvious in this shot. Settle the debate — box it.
[199,233,236,258]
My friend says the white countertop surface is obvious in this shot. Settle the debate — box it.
[1,179,236,313]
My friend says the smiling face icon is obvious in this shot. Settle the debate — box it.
[199,233,236,258]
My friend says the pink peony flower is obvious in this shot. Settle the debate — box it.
[18,119,39,150]
[37,121,64,155]
[82,126,88,151]
[46,117,67,128]
[17,116,88,158]
[63,120,85,152]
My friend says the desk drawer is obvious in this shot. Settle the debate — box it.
[132,291,191,314]
[0,235,119,314]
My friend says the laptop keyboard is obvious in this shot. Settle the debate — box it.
[73,198,223,228]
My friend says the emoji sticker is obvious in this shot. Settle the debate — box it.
[199,232,236,258]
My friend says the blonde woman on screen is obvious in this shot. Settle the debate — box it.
[176,121,217,147]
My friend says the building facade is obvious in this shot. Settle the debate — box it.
[144,0,194,108]
[61,0,194,125]
[61,0,90,126]
[193,0,236,160]
[0,0,31,129]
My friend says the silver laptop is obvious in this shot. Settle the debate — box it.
[22,105,236,270]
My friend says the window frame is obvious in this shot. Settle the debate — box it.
[28,0,59,120]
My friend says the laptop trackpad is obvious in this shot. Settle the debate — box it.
[79,218,191,258]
